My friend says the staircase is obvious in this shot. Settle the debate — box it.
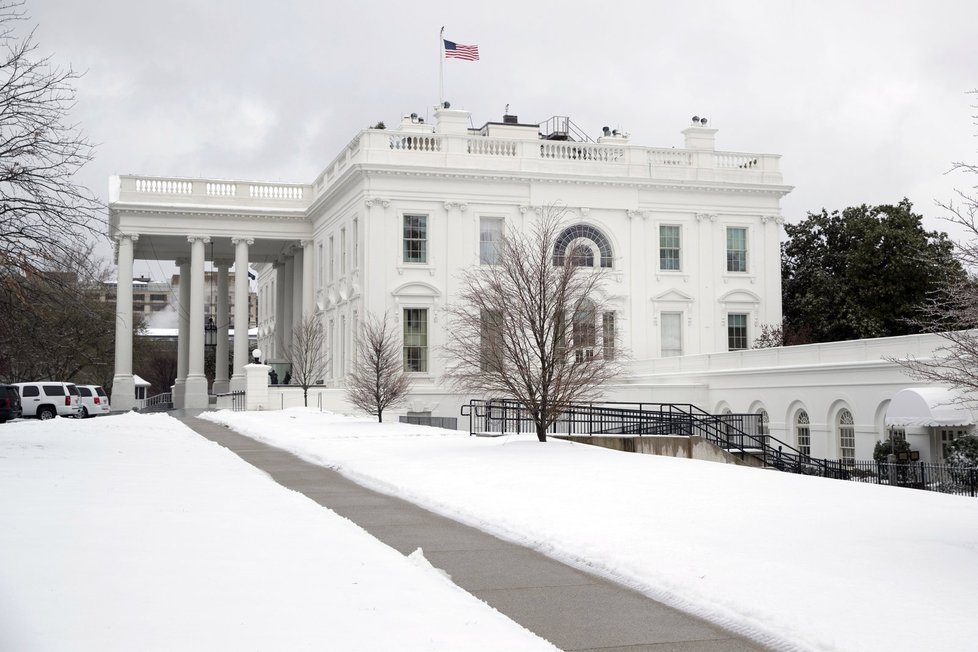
[140,392,173,413]
[462,399,846,478]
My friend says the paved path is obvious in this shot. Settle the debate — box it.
[177,415,767,652]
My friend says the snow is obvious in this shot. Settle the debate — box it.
[0,414,556,652]
[202,408,978,652]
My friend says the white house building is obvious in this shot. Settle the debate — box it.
[108,104,973,461]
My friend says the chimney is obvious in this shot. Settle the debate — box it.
[682,115,717,150]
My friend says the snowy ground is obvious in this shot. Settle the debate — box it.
[202,408,978,652]
[0,414,556,652]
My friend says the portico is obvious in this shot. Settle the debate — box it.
[108,177,313,410]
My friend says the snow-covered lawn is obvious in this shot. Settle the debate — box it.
[203,408,978,652]
[0,413,556,652]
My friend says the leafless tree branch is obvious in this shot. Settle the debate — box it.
[346,311,411,422]
[443,205,624,441]
[284,314,329,406]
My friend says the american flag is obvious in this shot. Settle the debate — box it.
[444,39,479,61]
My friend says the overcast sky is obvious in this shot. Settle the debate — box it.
[31,0,978,279]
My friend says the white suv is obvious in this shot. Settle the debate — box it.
[77,385,110,418]
[14,382,83,420]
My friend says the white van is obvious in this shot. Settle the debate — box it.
[14,382,83,420]
[77,385,110,418]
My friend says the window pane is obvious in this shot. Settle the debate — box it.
[727,313,748,351]
[726,227,747,272]
[661,312,683,357]
[659,225,681,271]
[403,215,428,263]
[480,218,503,265]
[403,308,428,372]
[796,410,810,457]
[603,312,615,360]
[838,409,855,461]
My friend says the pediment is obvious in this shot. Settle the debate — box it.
[652,289,695,303]
[391,281,442,298]
[718,289,761,304]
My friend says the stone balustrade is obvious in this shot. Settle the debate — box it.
[122,128,784,208]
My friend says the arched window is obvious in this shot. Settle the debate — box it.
[569,244,594,267]
[838,409,855,462]
[796,410,810,457]
[756,409,768,443]
[553,224,613,268]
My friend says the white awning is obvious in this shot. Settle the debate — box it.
[885,387,975,427]
[132,374,152,388]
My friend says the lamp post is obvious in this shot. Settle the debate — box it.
[204,317,218,348]
[252,348,262,364]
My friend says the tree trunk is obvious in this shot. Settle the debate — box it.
[536,422,548,443]
[303,388,308,407]
[377,408,383,423]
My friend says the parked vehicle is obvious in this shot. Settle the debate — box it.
[14,382,83,420]
[77,385,110,418]
[0,384,22,423]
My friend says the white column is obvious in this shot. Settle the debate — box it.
[273,261,286,359]
[213,259,231,394]
[184,236,210,409]
[230,237,253,392]
[110,233,138,411]
[301,239,314,319]
[174,258,190,408]
[282,252,295,355]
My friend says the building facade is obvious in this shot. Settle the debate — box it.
[108,106,788,413]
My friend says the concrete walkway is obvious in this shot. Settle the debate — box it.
[177,415,767,652]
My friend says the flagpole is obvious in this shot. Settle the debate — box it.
[439,26,445,106]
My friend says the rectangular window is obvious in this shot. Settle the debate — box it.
[727,313,748,351]
[726,227,748,272]
[602,312,616,360]
[573,304,596,363]
[328,319,335,378]
[328,236,335,282]
[661,312,683,357]
[480,310,503,372]
[352,218,359,269]
[318,242,324,288]
[403,214,428,263]
[480,217,503,265]
[340,315,347,377]
[403,308,428,372]
[340,227,347,275]
[659,225,681,271]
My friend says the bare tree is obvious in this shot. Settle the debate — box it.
[893,92,978,396]
[444,206,624,442]
[0,2,102,282]
[0,241,134,383]
[284,314,328,407]
[346,312,411,422]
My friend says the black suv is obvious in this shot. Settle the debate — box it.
[0,384,22,423]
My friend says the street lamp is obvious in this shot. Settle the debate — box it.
[204,317,217,348]
[252,348,262,364]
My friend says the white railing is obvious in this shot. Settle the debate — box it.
[539,142,625,162]
[716,153,760,169]
[389,134,442,152]
[649,149,693,166]
[206,182,236,197]
[249,184,304,200]
[135,178,192,194]
[467,138,518,156]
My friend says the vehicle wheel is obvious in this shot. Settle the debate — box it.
[82,407,90,418]
[38,407,56,420]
